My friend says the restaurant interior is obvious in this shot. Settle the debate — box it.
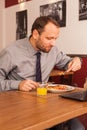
[0,0,87,129]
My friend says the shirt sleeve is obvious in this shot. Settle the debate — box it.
[0,49,20,91]
[55,50,72,70]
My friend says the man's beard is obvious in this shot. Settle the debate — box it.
[37,45,50,53]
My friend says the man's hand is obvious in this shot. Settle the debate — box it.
[66,57,82,72]
[18,79,39,92]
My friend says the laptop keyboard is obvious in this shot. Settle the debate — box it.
[60,90,87,101]
[69,91,86,98]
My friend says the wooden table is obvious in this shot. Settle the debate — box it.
[0,89,87,130]
[50,70,74,85]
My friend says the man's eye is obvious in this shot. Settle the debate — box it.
[46,37,57,41]
[47,38,52,40]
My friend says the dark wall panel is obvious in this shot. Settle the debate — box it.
[5,0,31,8]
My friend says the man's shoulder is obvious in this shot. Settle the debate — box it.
[6,38,28,51]
[50,45,60,54]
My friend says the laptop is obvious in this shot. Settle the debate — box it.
[59,90,87,101]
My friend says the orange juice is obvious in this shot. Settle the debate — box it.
[37,87,47,96]
[37,84,47,96]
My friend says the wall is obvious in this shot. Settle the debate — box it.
[2,0,87,54]
[0,1,5,51]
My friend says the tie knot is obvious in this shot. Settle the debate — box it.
[36,52,41,57]
[36,52,41,55]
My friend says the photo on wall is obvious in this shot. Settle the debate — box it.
[16,10,27,40]
[40,0,66,27]
[79,0,87,20]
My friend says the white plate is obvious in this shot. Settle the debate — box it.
[47,84,75,93]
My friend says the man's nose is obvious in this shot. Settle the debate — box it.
[50,40,55,46]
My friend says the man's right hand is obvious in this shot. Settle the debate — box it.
[18,79,39,92]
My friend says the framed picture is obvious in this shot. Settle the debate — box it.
[16,10,27,40]
[79,0,87,20]
[40,0,66,27]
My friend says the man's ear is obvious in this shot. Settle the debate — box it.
[32,29,39,39]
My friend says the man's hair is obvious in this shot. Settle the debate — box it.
[31,16,60,35]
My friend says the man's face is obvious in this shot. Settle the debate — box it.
[34,22,60,53]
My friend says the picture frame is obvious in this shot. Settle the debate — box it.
[79,0,87,20]
[16,10,27,40]
[40,0,66,27]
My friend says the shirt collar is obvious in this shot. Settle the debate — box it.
[26,38,37,56]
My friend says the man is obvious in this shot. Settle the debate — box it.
[0,16,85,130]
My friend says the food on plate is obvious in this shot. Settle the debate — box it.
[47,85,69,90]
[46,84,75,93]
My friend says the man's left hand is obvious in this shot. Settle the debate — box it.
[66,57,82,72]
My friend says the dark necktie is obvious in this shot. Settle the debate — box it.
[36,52,42,83]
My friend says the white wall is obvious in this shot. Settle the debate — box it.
[2,0,87,54]
[0,1,5,51]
